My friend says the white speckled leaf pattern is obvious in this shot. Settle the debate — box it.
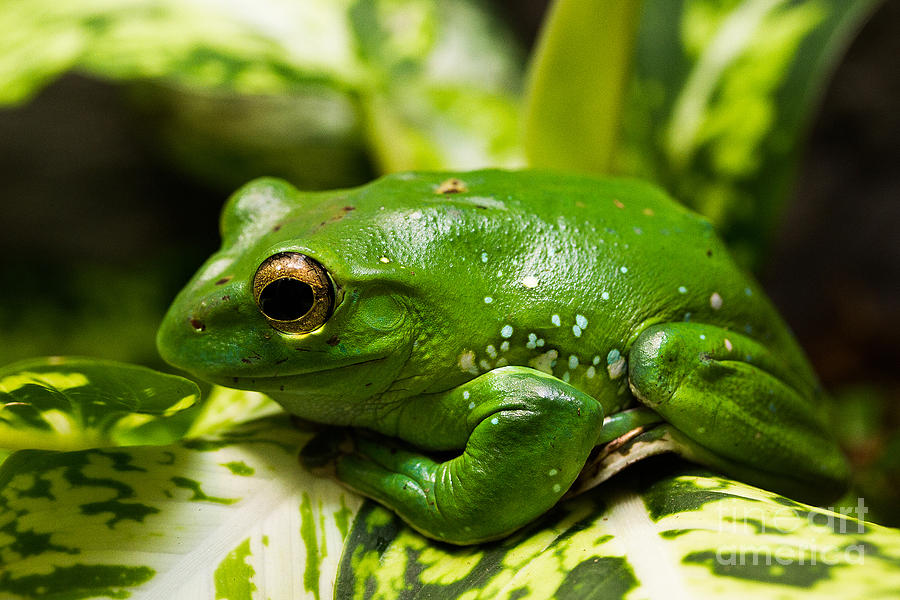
[3,410,899,598]
[336,463,900,599]
[0,415,362,600]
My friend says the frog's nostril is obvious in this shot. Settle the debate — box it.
[189,317,206,332]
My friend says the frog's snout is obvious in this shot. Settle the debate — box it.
[157,293,224,373]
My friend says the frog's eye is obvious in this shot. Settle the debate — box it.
[253,253,335,334]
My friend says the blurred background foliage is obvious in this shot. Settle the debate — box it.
[0,0,897,523]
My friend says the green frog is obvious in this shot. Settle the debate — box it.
[157,170,848,544]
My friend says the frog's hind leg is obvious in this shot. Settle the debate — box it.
[628,322,849,503]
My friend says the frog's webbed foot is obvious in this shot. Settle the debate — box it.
[629,322,849,502]
[304,366,604,544]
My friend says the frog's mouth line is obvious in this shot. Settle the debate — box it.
[210,356,389,390]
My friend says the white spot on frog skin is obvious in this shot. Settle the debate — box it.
[526,333,538,349]
[724,338,733,352]
[536,338,545,347]
[633,227,643,235]
[529,349,558,374]
[500,341,509,352]
[697,427,707,434]
[379,256,391,263]
[484,296,493,304]
[479,359,491,371]
[198,257,234,282]
[458,351,478,375]
[469,402,476,409]
[572,325,582,337]
[607,358,626,379]
[552,483,562,493]
[481,252,488,263]
[620,266,628,274]
[606,349,627,379]
[548,469,558,476]
[745,287,753,296]
[463,391,470,400]
[710,292,723,310]
[562,372,571,383]
[678,286,687,294]
[486,345,497,359]
[576,314,588,329]
[601,292,610,301]
[521,275,539,288]
[490,417,499,425]
[568,355,579,369]
[699,334,706,340]
[501,325,513,338]
[551,314,561,327]
[586,366,596,378]
[496,357,509,367]
[592,355,600,365]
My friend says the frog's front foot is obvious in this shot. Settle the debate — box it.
[629,322,849,502]
[304,366,605,544]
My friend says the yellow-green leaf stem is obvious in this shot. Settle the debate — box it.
[523,0,643,174]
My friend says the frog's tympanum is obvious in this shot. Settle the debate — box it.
[158,170,849,544]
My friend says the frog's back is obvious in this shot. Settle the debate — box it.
[480,170,816,388]
[332,169,819,400]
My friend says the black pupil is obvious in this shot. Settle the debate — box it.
[259,278,315,321]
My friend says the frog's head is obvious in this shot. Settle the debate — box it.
[157,177,418,425]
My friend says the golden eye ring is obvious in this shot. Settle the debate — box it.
[252,252,334,334]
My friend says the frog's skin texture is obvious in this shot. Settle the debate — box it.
[157,170,849,544]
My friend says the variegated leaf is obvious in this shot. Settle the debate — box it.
[0,415,362,600]
[0,0,524,189]
[184,385,284,439]
[0,0,363,104]
[0,357,199,452]
[336,462,900,599]
[615,0,882,266]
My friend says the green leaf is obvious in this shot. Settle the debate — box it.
[0,415,361,600]
[523,0,644,173]
[184,385,284,439]
[0,356,199,452]
[614,0,882,267]
[4,413,899,599]
[0,0,364,105]
[354,0,526,172]
[363,85,523,173]
[0,0,525,188]
[336,462,900,599]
